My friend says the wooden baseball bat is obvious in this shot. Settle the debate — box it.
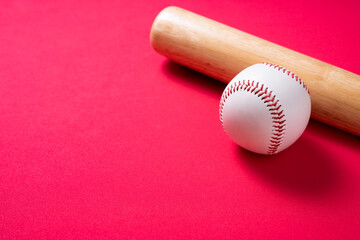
[150,6,360,136]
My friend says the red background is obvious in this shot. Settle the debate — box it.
[1,0,360,239]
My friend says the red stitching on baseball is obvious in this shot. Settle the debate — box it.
[219,80,286,154]
[259,62,310,94]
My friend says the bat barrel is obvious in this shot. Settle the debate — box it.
[150,6,360,136]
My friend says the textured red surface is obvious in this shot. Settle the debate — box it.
[1,0,360,239]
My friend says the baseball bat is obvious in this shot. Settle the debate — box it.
[150,6,360,136]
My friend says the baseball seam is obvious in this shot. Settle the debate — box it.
[259,62,310,94]
[219,80,286,154]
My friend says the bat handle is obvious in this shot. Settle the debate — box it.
[150,6,360,136]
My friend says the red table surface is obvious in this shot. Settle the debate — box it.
[1,0,360,239]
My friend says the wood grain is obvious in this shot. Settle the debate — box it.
[150,6,360,136]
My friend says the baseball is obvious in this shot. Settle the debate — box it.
[219,63,311,155]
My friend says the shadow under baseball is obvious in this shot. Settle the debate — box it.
[237,120,346,198]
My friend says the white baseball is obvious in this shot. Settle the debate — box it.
[219,63,311,155]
